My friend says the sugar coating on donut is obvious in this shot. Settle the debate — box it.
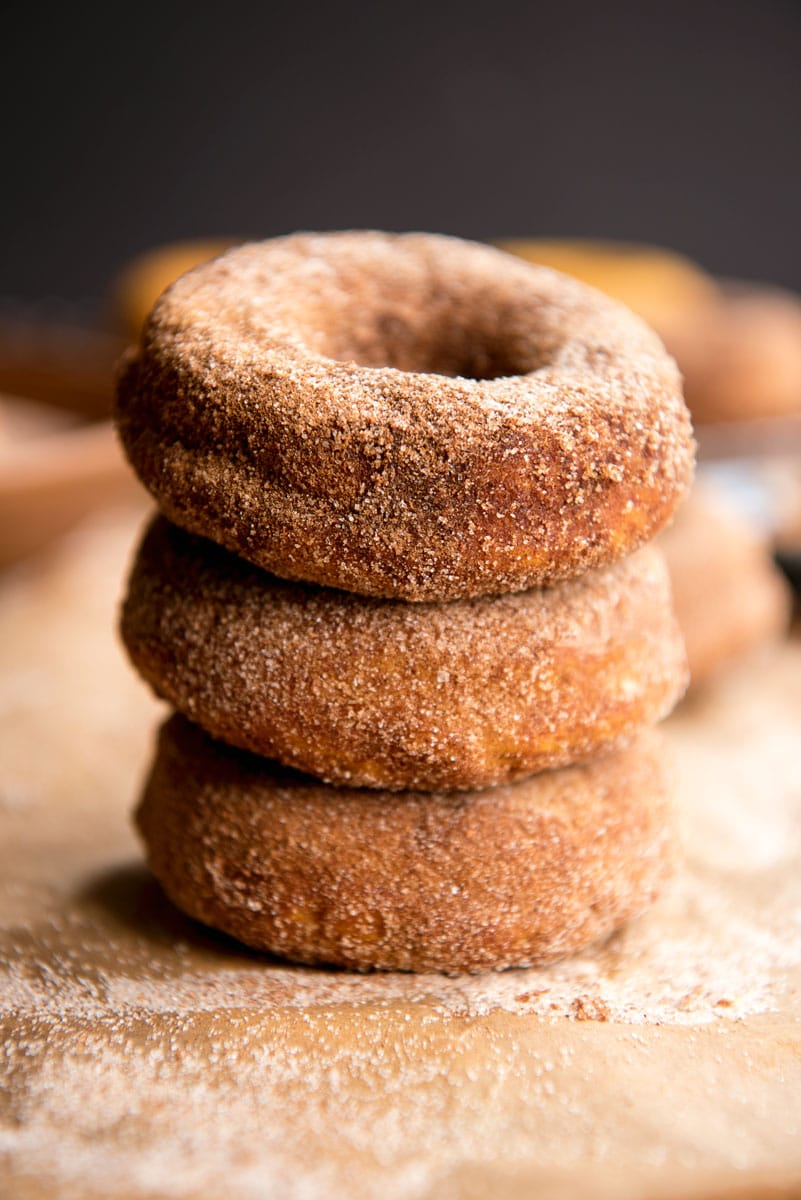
[122,517,688,791]
[116,231,695,601]
[137,717,675,973]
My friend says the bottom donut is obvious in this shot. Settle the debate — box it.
[136,716,676,974]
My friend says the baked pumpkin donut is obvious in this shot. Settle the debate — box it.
[116,232,694,601]
[122,517,688,791]
[137,716,675,973]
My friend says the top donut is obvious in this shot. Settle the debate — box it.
[116,231,694,601]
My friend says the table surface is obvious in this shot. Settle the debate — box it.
[1,503,800,1200]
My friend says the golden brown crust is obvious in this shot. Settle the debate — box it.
[659,487,791,687]
[136,717,675,973]
[115,231,694,601]
[122,517,688,791]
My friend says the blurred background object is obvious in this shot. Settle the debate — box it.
[657,485,792,690]
[670,281,801,424]
[496,240,719,346]
[113,240,237,339]
[0,310,124,418]
[499,240,801,429]
[0,311,138,566]
[0,389,140,567]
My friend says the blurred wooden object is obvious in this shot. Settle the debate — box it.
[0,310,126,419]
[0,303,141,566]
[0,392,141,567]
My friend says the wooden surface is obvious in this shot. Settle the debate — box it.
[1,503,800,1200]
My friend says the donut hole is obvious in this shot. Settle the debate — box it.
[313,304,550,381]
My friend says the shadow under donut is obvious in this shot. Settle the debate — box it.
[75,860,296,970]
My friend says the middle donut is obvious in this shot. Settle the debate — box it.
[122,517,688,792]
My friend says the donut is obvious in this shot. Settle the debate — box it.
[115,231,694,602]
[496,238,718,343]
[658,486,791,687]
[122,517,688,791]
[136,716,675,973]
[668,282,801,423]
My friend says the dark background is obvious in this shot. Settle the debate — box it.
[4,1,801,308]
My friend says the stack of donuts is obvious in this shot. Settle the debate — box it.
[116,231,695,973]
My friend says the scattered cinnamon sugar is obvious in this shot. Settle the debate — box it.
[2,506,799,1197]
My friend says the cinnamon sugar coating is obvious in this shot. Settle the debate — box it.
[137,717,675,973]
[122,517,688,791]
[115,232,694,601]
